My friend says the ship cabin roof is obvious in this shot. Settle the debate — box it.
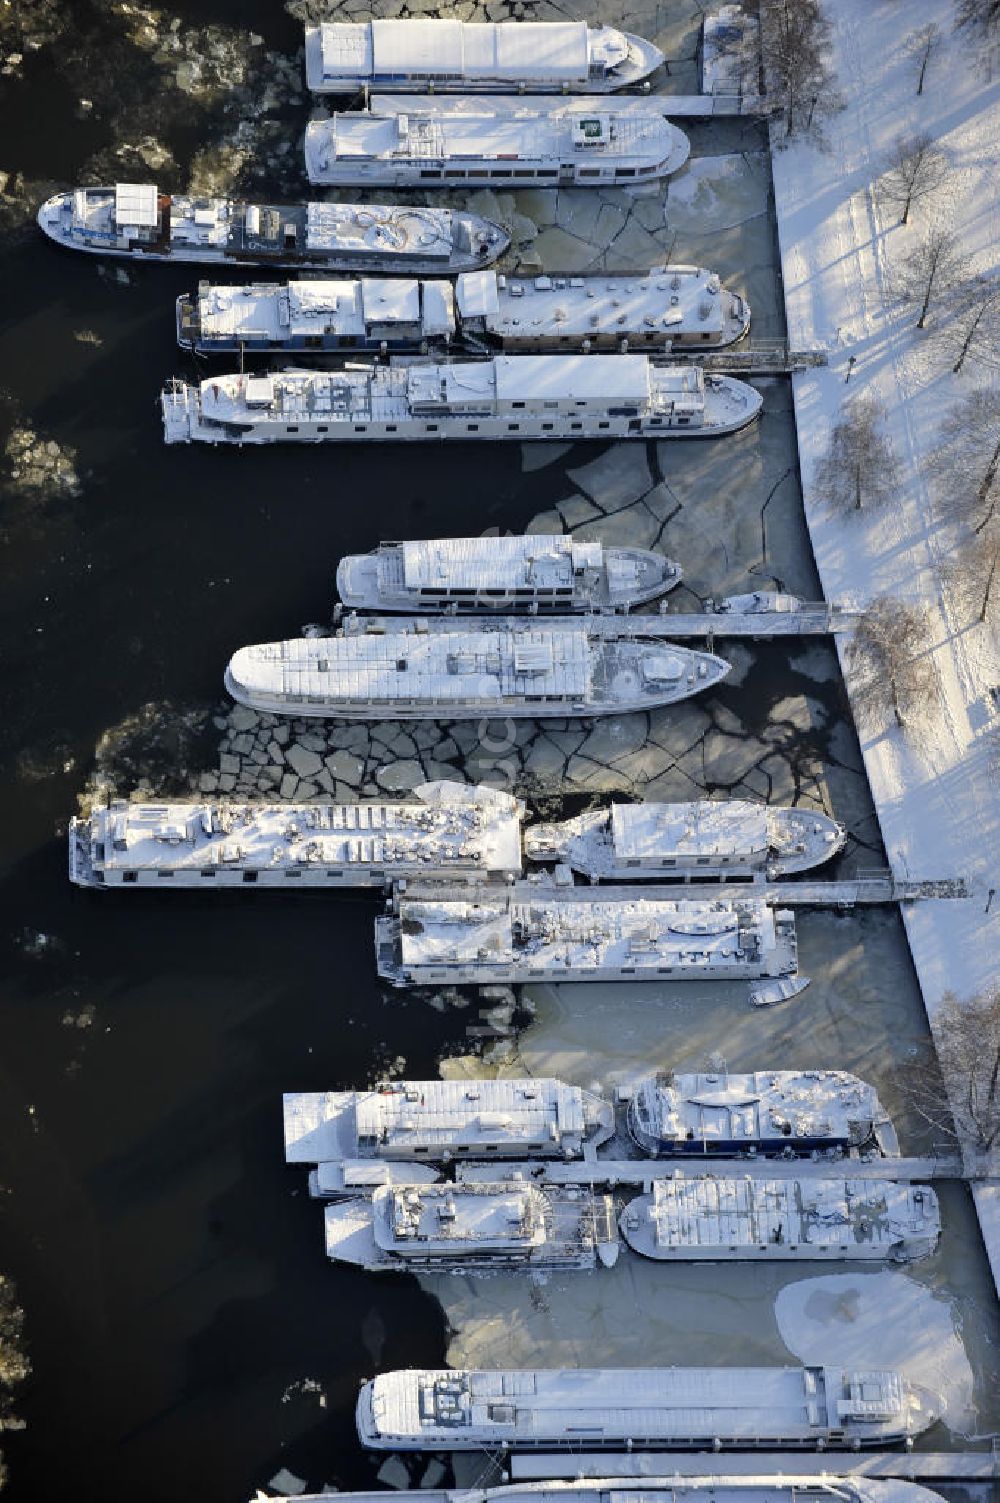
[466,266,734,340]
[611,799,769,861]
[395,535,604,594]
[314,19,594,84]
[636,1175,939,1254]
[303,201,453,257]
[634,1069,882,1147]
[317,101,670,167]
[366,1364,918,1443]
[78,785,520,876]
[283,1078,591,1165]
[114,182,159,229]
[374,1182,547,1252]
[229,628,594,707]
[396,894,778,970]
[194,277,455,343]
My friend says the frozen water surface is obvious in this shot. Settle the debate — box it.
[775,1269,976,1437]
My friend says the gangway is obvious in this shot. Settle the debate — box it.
[661,339,828,374]
[337,605,858,639]
[455,1153,966,1190]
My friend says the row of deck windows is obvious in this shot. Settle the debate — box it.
[279,418,683,434]
[413,166,658,181]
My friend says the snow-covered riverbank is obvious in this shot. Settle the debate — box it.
[770,0,1000,1278]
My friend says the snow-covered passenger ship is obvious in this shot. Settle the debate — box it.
[324,1180,619,1272]
[625,1069,899,1157]
[356,1365,941,1449]
[68,782,521,890]
[161,356,762,445]
[304,95,690,188]
[305,19,664,94]
[284,1078,615,1192]
[619,1175,939,1263]
[37,184,508,271]
[336,536,680,615]
[525,800,846,880]
[376,892,798,987]
[224,623,730,721]
[261,1478,957,1503]
[176,266,750,356]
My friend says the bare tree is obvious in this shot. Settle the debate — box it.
[931,388,1000,535]
[954,0,1000,73]
[814,394,900,512]
[906,987,1000,1153]
[845,595,936,730]
[896,225,971,327]
[906,22,942,93]
[947,275,1000,373]
[949,529,1000,622]
[879,131,948,225]
[759,0,843,142]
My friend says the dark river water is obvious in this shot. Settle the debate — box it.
[1,3,998,1502]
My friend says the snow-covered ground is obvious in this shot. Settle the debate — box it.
[770,0,1000,1277]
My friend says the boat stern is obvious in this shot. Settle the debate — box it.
[453,211,511,267]
[160,378,198,443]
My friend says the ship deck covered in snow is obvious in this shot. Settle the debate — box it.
[626,1069,898,1157]
[283,1077,615,1177]
[68,783,521,889]
[176,266,749,356]
[356,1365,941,1449]
[377,892,798,986]
[224,624,730,721]
[619,1175,939,1262]
[336,536,680,615]
[324,1180,619,1271]
[37,185,508,271]
[305,19,664,93]
[304,96,690,188]
[260,1479,960,1503]
[161,356,763,445]
[525,800,846,880]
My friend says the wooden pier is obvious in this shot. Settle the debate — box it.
[338,605,857,639]
[527,873,972,907]
[455,1153,966,1191]
[509,1450,998,1481]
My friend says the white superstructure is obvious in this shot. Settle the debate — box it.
[376,892,798,986]
[525,800,846,880]
[224,624,730,721]
[68,782,521,890]
[304,96,690,188]
[177,266,750,356]
[305,19,664,94]
[272,1478,954,1503]
[620,1175,940,1262]
[356,1366,941,1449]
[284,1078,614,1177]
[324,1180,619,1271]
[626,1069,899,1157]
[336,537,680,615]
[161,356,763,445]
[37,185,508,271]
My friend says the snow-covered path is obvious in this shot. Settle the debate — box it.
[770,0,1000,1280]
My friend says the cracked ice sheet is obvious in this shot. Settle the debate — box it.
[775,1269,977,1437]
[495,910,950,1154]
